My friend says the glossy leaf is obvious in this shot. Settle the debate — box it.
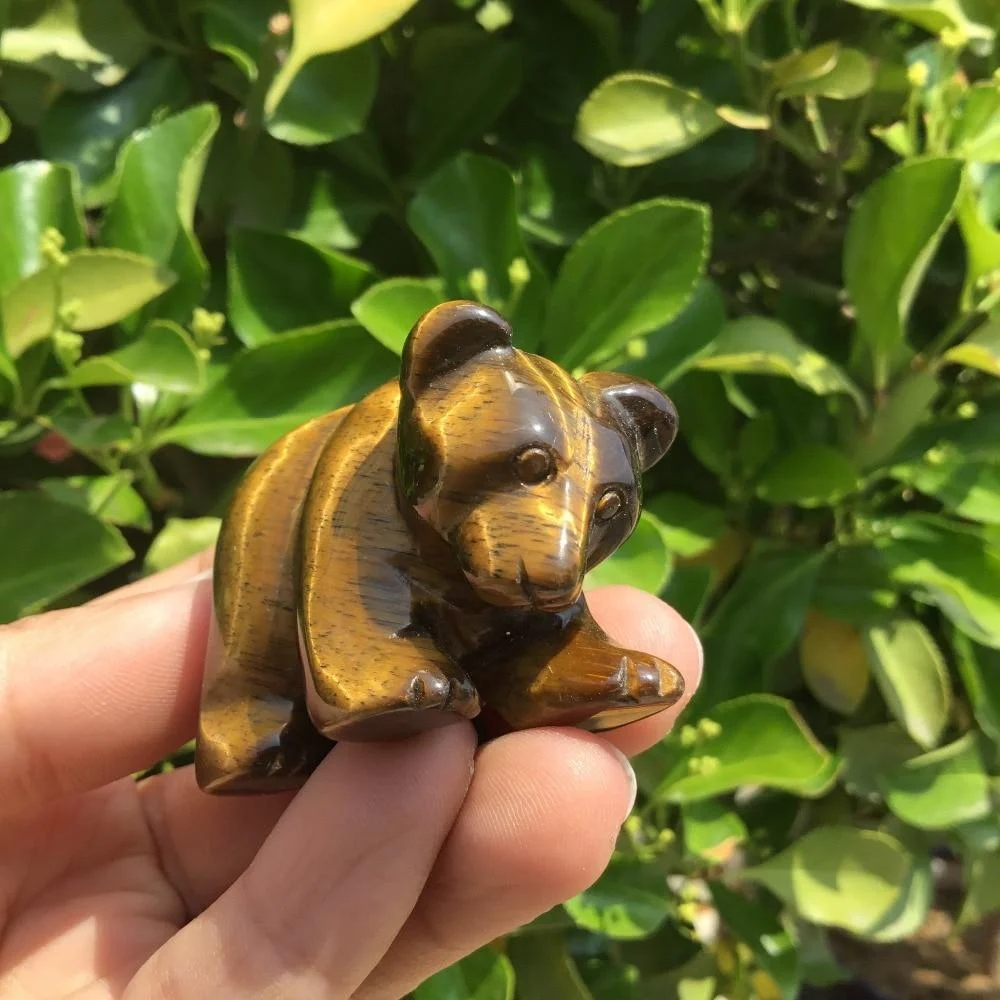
[655,694,833,802]
[0,107,9,143]
[778,46,874,100]
[564,862,671,940]
[408,154,547,349]
[682,799,748,863]
[414,948,515,1000]
[699,547,826,705]
[411,27,523,174]
[159,321,397,456]
[842,0,994,44]
[544,198,709,369]
[840,724,922,799]
[954,82,1000,162]
[943,320,1000,378]
[695,317,864,407]
[952,632,1000,746]
[39,56,189,206]
[63,320,203,394]
[266,0,420,115]
[959,852,1000,928]
[507,936,594,1000]
[0,161,85,296]
[879,733,991,829]
[351,278,446,355]
[866,854,933,943]
[851,370,940,471]
[800,609,871,715]
[745,827,913,935]
[843,157,963,368]
[864,618,952,749]
[878,514,1000,648]
[585,512,672,594]
[228,228,373,345]
[956,188,1000,298]
[0,0,150,91]
[100,104,220,323]
[644,493,726,559]
[144,517,221,573]
[575,72,722,167]
[3,249,176,358]
[37,474,151,531]
[757,444,858,506]
[0,491,132,623]
[892,451,1000,524]
[267,44,378,146]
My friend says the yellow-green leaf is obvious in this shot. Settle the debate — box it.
[943,320,1000,377]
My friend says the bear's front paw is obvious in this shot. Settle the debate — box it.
[610,654,684,703]
[404,669,479,715]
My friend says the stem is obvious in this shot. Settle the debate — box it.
[804,96,830,153]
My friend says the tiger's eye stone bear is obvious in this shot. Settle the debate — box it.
[197,301,684,794]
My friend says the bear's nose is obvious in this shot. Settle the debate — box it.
[518,559,583,611]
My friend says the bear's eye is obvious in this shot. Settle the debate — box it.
[515,445,555,485]
[595,488,623,522]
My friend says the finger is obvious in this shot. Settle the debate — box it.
[0,576,211,815]
[139,767,295,915]
[89,549,214,606]
[129,724,476,999]
[354,728,635,1000]
[133,586,701,915]
[586,585,704,757]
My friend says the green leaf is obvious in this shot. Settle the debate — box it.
[942,320,1000,378]
[575,72,723,167]
[47,407,133,453]
[144,517,221,573]
[351,277,446,355]
[699,548,826,705]
[890,398,1000,465]
[0,107,9,143]
[892,451,1000,524]
[843,157,963,372]
[757,444,858,506]
[159,320,397,456]
[682,799,748,863]
[0,160,85,297]
[866,853,933,943]
[267,43,378,146]
[655,694,833,802]
[864,618,952,749]
[564,861,671,940]
[3,249,176,358]
[507,935,594,1000]
[722,0,776,30]
[777,45,874,100]
[839,723,922,798]
[407,154,547,349]
[952,632,1000,746]
[744,827,914,936]
[0,491,132,622]
[954,82,1000,162]
[851,369,940,471]
[228,228,373,345]
[39,56,189,206]
[265,0,420,116]
[63,320,203,394]
[695,317,864,408]
[878,514,1000,648]
[37,474,151,531]
[411,27,523,174]
[842,0,994,45]
[100,104,219,324]
[957,188,1000,299]
[585,512,672,594]
[620,280,727,388]
[958,851,1000,928]
[879,733,991,829]
[0,0,150,91]
[202,0,278,78]
[543,198,709,369]
[644,493,727,559]
[414,948,515,1000]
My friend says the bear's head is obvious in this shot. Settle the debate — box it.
[397,301,677,612]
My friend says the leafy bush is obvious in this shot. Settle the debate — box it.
[2,0,1000,996]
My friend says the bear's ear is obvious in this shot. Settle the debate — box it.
[579,372,678,471]
[401,300,513,396]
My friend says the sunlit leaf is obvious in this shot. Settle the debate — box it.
[351,277,445,355]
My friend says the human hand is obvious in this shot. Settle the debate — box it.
[0,552,702,999]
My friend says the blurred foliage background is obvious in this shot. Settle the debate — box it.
[2,0,1000,997]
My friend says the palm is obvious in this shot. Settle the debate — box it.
[0,567,700,998]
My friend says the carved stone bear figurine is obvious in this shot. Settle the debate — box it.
[196,301,684,794]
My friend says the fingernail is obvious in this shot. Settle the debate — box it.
[605,743,638,821]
